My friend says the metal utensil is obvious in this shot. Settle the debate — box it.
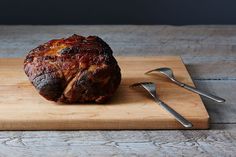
[145,67,225,103]
[130,82,193,128]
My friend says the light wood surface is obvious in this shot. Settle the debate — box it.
[0,25,235,156]
[0,57,209,130]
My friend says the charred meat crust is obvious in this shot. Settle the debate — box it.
[24,34,121,103]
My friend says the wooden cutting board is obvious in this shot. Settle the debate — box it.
[0,57,209,130]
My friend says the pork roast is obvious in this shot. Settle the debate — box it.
[24,34,121,103]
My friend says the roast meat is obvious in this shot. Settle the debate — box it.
[24,34,121,103]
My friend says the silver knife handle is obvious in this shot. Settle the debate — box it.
[182,83,225,103]
[155,99,193,128]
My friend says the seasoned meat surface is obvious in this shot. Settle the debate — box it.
[24,34,121,103]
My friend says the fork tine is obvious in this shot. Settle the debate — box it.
[130,82,153,88]
[129,82,142,88]
[130,82,157,95]
[145,67,172,74]
[145,68,160,74]
[141,82,153,85]
[144,69,157,74]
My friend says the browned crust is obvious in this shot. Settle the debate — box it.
[24,34,121,103]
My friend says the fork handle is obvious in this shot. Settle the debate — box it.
[154,99,193,128]
[171,78,225,103]
[181,83,225,103]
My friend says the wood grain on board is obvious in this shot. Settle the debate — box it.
[0,57,209,130]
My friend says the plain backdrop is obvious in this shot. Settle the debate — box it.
[0,0,235,25]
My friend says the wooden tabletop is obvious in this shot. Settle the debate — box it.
[0,25,235,156]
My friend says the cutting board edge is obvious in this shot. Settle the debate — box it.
[0,116,209,130]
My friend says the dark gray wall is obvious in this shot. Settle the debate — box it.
[0,0,236,25]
